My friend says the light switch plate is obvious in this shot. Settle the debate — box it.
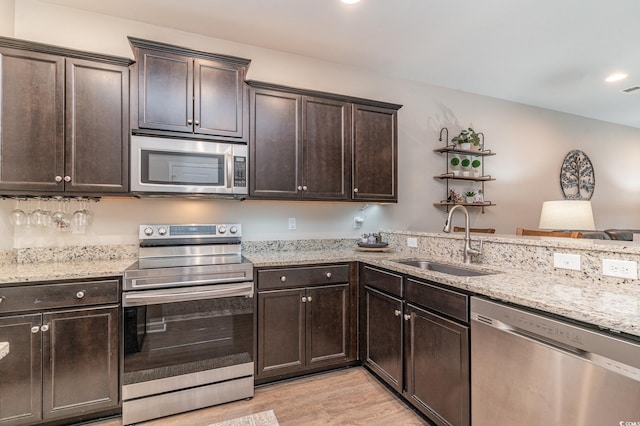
[602,259,638,279]
[407,237,418,248]
[553,253,581,271]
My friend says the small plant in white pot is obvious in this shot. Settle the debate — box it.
[452,128,481,151]
[471,158,482,177]
[450,155,461,176]
[460,156,471,176]
[464,191,476,203]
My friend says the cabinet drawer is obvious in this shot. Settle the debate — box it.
[0,279,119,314]
[361,265,402,298]
[258,264,349,290]
[405,278,468,323]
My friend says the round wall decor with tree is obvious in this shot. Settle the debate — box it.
[560,149,595,200]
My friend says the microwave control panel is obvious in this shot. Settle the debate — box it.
[234,156,247,187]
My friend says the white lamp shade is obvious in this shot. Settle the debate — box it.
[538,200,595,231]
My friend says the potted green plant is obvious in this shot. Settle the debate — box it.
[450,155,461,176]
[460,156,471,176]
[471,158,481,177]
[464,191,476,203]
[451,128,481,151]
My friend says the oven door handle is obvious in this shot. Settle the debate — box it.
[122,282,254,307]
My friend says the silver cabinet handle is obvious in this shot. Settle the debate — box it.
[394,309,401,317]
[76,290,85,299]
[194,120,200,126]
[40,324,49,332]
[404,314,411,321]
[64,176,71,182]
[353,188,359,193]
[0,297,3,304]
[307,296,312,302]
[31,326,40,334]
[280,276,287,282]
[187,119,193,125]
[55,176,63,182]
[302,296,307,303]
[325,272,332,278]
[302,185,308,191]
[297,186,303,191]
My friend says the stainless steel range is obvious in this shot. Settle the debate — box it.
[122,224,254,425]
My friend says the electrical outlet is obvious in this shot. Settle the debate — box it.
[602,259,638,279]
[553,253,581,271]
[407,237,418,248]
[288,218,296,230]
[353,216,364,229]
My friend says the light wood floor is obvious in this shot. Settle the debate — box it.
[90,367,427,425]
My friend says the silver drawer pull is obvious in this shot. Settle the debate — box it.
[394,310,401,317]
[31,326,40,334]
[307,296,312,302]
[404,314,411,321]
[325,272,332,278]
[302,296,307,303]
[280,276,287,282]
[40,324,49,332]
[76,290,85,299]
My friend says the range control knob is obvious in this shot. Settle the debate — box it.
[143,227,154,236]
[230,225,238,234]
[157,227,167,236]
[218,225,227,234]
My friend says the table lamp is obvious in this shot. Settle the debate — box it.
[538,200,595,231]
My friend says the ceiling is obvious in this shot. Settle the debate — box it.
[40,0,640,128]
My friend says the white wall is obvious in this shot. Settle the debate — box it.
[0,0,15,36]
[1,0,639,250]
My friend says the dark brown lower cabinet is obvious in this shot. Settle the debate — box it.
[405,303,470,426]
[0,279,120,426]
[256,264,357,383]
[361,265,470,426]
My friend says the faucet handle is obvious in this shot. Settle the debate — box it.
[470,240,483,256]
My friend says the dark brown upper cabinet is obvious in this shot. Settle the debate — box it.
[0,36,131,196]
[128,37,250,142]
[352,104,398,202]
[248,81,401,203]
[249,85,351,200]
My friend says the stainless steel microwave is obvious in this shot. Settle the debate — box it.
[130,135,248,196]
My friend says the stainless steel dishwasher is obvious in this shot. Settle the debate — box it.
[471,297,640,425]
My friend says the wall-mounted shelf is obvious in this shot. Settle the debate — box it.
[435,127,496,213]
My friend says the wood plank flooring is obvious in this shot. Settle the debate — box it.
[89,367,427,425]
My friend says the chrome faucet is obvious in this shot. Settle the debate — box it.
[443,205,483,264]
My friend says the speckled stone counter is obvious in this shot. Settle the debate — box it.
[0,245,137,285]
[0,341,8,360]
[244,233,640,339]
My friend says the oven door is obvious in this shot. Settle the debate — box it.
[121,282,254,401]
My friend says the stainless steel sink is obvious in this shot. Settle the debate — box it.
[394,259,496,276]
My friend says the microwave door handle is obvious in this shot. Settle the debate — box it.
[226,152,233,189]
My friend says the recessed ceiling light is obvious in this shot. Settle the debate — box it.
[341,0,361,4]
[605,73,628,83]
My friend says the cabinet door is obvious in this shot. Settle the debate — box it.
[306,284,350,367]
[194,58,245,139]
[257,289,305,378]
[249,88,301,198]
[137,48,193,133]
[405,304,470,426]
[41,306,119,421]
[352,104,398,202]
[0,47,64,192]
[0,314,43,426]
[364,286,403,393]
[65,58,129,193]
[302,96,350,200]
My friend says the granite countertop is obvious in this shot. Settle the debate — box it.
[245,249,640,339]
[0,247,637,339]
[0,258,135,285]
[0,341,8,360]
